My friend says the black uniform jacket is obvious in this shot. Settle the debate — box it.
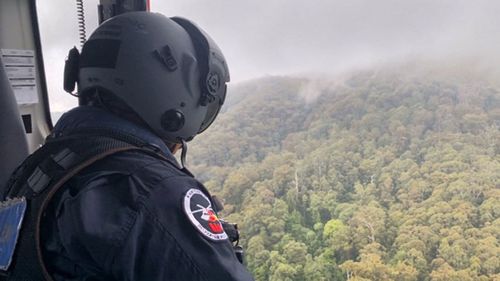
[41,106,254,281]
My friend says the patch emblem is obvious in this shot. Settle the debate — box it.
[183,189,228,241]
[0,197,27,270]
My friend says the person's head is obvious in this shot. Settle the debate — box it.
[64,12,230,149]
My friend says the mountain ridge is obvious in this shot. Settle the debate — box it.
[190,66,499,281]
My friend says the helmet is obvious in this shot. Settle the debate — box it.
[64,12,230,143]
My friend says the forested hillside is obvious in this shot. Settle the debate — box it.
[189,66,500,281]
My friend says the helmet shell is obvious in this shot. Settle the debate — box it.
[78,12,229,143]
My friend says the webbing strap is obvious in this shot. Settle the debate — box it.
[37,145,139,281]
[1,134,149,281]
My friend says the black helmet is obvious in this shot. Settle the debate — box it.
[65,12,230,143]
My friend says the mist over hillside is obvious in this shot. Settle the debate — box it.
[189,64,500,281]
[40,1,500,112]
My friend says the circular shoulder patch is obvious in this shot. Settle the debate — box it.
[183,188,228,241]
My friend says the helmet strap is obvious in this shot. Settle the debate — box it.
[180,139,188,169]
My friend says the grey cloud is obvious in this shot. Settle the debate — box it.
[37,0,500,111]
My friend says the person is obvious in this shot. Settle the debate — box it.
[4,12,254,281]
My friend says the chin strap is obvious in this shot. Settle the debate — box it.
[180,139,188,169]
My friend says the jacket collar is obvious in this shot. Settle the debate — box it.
[52,106,180,166]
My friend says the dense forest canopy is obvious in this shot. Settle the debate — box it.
[189,64,500,281]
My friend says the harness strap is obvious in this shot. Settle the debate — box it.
[1,134,153,281]
[36,145,139,281]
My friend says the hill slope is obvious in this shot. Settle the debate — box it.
[189,67,500,281]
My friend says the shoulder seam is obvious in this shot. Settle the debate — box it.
[108,150,185,177]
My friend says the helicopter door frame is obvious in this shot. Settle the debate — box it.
[0,0,52,152]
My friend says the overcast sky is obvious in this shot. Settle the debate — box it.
[37,0,500,111]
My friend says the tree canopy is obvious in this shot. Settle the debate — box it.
[190,68,500,281]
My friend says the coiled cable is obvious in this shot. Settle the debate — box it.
[76,0,86,47]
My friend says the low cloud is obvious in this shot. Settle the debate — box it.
[37,0,500,112]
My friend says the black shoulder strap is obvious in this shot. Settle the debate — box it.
[1,134,147,281]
